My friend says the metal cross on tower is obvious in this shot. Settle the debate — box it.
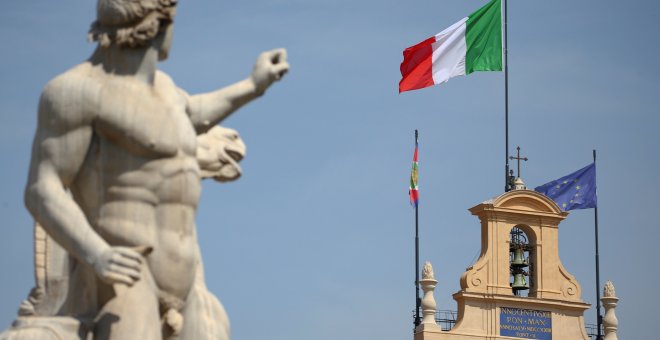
[509,146,528,178]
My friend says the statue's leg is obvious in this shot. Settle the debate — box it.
[177,284,230,340]
[174,232,229,340]
[94,263,161,340]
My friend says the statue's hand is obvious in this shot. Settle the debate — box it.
[250,48,289,95]
[92,246,151,286]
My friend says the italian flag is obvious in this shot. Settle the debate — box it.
[399,0,502,93]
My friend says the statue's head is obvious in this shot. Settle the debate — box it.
[88,0,177,60]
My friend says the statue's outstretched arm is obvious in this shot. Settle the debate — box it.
[24,78,144,287]
[186,49,289,133]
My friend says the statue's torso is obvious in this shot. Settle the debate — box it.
[69,63,201,300]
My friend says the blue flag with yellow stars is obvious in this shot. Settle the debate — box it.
[534,163,596,211]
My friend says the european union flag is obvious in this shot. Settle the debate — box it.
[534,163,596,211]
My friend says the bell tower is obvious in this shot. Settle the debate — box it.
[415,187,591,340]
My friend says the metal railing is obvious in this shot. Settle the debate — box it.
[585,323,604,340]
[413,310,604,338]
[434,310,457,331]
[411,310,456,331]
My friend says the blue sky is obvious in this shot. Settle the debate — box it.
[1,0,659,339]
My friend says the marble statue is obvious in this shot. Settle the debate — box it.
[0,0,288,339]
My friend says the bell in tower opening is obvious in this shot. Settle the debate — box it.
[509,226,532,296]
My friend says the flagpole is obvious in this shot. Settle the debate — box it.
[414,129,421,327]
[593,149,602,339]
[503,0,510,192]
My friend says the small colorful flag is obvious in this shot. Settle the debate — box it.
[409,137,419,208]
[399,0,503,93]
[535,163,597,211]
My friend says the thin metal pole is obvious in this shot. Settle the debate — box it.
[504,0,510,192]
[414,129,421,327]
[593,149,602,339]
[415,199,421,326]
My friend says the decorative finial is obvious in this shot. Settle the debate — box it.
[513,177,526,190]
[422,261,435,280]
[603,280,616,297]
[419,261,439,329]
[601,280,619,339]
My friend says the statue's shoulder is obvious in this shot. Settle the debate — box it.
[155,69,189,102]
[39,62,100,125]
[44,62,101,96]
[155,70,180,90]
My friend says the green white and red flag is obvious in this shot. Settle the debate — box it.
[409,138,419,208]
[399,0,503,93]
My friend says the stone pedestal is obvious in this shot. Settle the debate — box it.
[420,278,439,326]
[417,261,441,332]
[601,281,619,340]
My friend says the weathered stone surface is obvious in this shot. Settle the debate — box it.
[1,0,288,339]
